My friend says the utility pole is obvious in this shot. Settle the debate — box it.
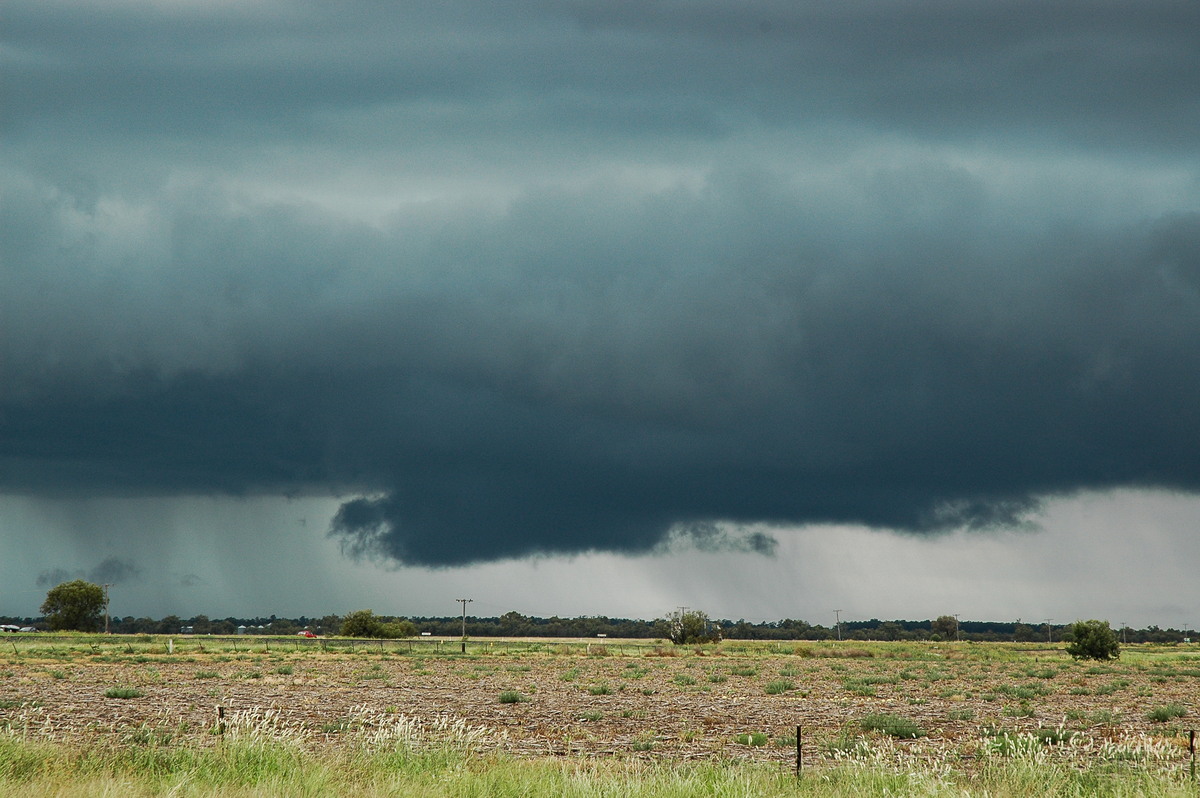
[834,609,842,641]
[103,584,112,634]
[455,599,473,653]
[953,614,960,642]
[1044,619,1053,643]
[1120,622,1127,645]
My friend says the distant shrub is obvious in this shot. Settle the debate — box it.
[765,679,795,695]
[498,691,528,704]
[104,688,142,699]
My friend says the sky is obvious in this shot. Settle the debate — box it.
[2,1,1199,628]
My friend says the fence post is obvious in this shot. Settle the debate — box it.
[1190,729,1195,781]
[795,724,802,777]
[217,706,225,736]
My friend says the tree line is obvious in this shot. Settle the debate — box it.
[6,583,1195,645]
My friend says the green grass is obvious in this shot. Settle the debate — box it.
[1147,704,1187,723]
[734,732,770,746]
[859,713,924,738]
[103,687,142,699]
[498,691,528,704]
[765,679,795,694]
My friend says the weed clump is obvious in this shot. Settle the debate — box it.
[734,732,769,746]
[859,713,924,738]
[498,691,528,704]
[1146,704,1187,723]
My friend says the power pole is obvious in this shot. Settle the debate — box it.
[834,609,842,641]
[953,614,960,642]
[1120,622,1127,645]
[455,599,473,653]
[103,584,112,634]
[1044,619,1053,643]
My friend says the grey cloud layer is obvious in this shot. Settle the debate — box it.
[3,2,1199,565]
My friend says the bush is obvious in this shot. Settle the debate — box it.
[1065,620,1120,661]
[340,610,417,639]
[658,609,721,645]
[104,688,142,699]
[498,691,528,704]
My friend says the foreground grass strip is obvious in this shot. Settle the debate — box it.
[2,735,1200,798]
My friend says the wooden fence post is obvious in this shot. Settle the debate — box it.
[795,724,802,777]
[1190,729,1195,781]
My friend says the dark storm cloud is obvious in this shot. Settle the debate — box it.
[2,2,1199,566]
[35,558,141,587]
[89,557,143,586]
[36,569,77,589]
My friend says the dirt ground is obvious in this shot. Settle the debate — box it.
[2,639,1197,768]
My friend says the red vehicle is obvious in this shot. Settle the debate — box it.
[296,630,317,638]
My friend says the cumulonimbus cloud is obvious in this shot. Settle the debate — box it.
[3,1,1199,566]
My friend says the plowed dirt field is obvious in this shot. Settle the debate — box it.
[2,639,1197,769]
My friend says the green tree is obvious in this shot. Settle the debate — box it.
[40,580,105,632]
[380,619,418,638]
[1065,619,1120,661]
[340,609,385,638]
[931,615,958,640]
[660,609,721,645]
[317,614,342,636]
[500,610,528,635]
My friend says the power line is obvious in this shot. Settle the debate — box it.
[103,584,112,635]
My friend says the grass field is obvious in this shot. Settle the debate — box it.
[2,635,1199,795]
